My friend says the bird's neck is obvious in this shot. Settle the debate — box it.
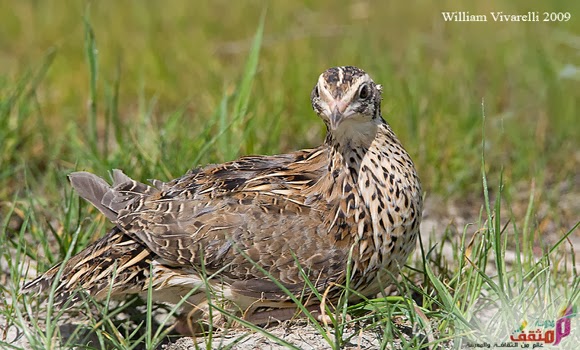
[321,120,394,229]
[325,119,395,184]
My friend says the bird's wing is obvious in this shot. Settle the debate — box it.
[113,147,349,298]
[124,191,347,294]
[63,147,347,300]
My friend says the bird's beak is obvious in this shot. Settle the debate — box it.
[328,100,348,131]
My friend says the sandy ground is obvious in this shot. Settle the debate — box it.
[160,318,436,350]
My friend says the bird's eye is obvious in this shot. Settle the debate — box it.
[358,84,370,100]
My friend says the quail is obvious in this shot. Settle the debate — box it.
[24,66,423,332]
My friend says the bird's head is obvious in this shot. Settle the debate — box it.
[311,66,383,140]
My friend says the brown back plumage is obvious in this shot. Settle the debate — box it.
[23,66,422,323]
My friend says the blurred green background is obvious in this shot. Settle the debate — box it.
[1,0,579,203]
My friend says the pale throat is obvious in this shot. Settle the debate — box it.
[330,117,383,152]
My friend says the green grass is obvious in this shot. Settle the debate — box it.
[1,1,579,349]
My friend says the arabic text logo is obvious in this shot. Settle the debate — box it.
[509,305,576,346]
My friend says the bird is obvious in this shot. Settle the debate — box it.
[23,66,423,333]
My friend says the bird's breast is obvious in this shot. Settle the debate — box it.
[348,143,422,283]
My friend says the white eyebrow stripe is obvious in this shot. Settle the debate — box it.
[342,80,361,102]
[318,75,335,102]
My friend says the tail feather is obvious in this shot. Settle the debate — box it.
[68,169,160,222]
[69,171,117,221]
